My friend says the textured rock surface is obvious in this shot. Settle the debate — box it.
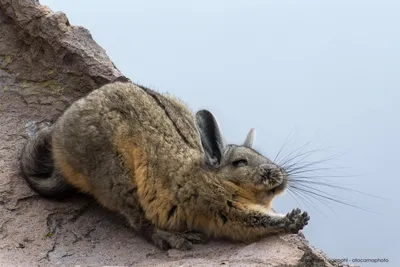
[0,1,348,266]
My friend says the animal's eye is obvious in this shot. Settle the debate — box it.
[232,159,248,167]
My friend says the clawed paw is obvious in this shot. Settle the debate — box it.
[284,208,310,233]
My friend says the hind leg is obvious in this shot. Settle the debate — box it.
[115,196,207,250]
[121,208,207,250]
[85,152,207,250]
[150,228,207,250]
[96,184,206,250]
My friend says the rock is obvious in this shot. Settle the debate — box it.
[0,1,351,266]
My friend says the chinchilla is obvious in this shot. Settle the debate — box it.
[20,82,309,250]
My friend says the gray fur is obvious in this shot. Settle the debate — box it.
[20,123,75,198]
[20,82,309,250]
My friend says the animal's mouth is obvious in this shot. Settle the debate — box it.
[261,169,288,195]
[268,180,287,195]
[251,166,288,196]
[254,177,288,206]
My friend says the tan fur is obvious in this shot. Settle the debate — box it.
[20,82,309,250]
[52,147,91,193]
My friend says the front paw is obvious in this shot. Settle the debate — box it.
[284,208,310,233]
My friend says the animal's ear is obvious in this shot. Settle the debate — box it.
[243,128,256,148]
[196,109,226,167]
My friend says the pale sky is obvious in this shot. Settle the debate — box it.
[41,1,400,266]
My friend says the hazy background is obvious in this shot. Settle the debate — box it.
[41,1,400,266]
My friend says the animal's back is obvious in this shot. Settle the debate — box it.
[51,82,202,210]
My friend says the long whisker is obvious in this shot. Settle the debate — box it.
[274,131,294,163]
[279,140,330,168]
[286,167,349,176]
[274,136,381,215]
[287,188,330,218]
[277,139,313,166]
[289,174,358,179]
[289,184,376,213]
[282,150,333,171]
[277,133,332,167]
[288,178,386,200]
[284,152,346,174]
[290,182,350,202]
[286,189,303,208]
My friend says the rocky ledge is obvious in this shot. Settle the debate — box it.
[0,1,349,266]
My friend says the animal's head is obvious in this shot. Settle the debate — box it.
[196,110,287,204]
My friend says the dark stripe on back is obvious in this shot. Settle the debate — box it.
[139,86,192,147]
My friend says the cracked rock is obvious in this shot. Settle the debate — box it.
[0,1,352,266]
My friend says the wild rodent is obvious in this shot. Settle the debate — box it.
[20,82,309,250]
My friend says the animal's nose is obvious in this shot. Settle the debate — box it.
[260,164,282,178]
[260,163,280,172]
[262,163,288,182]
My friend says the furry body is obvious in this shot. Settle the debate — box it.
[20,82,309,250]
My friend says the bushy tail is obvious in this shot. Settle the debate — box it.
[20,124,74,198]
